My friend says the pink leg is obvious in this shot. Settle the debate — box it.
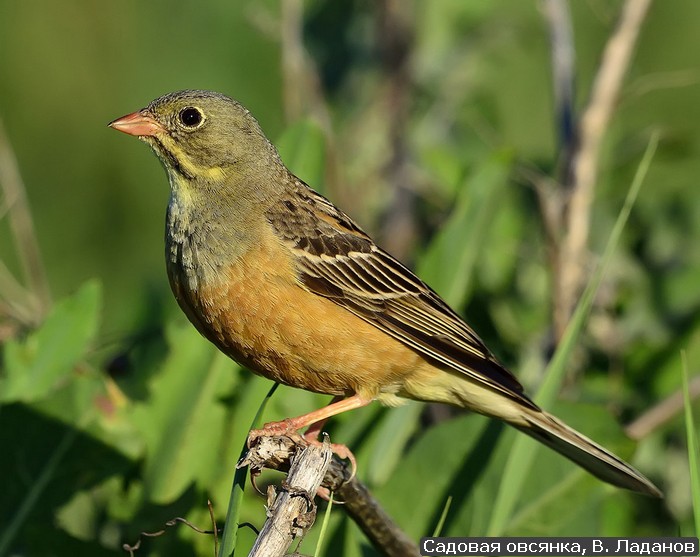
[303,395,344,442]
[250,394,371,437]
[247,394,372,476]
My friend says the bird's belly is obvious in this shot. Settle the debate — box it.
[172,241,424,400]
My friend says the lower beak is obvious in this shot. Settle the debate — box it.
[108,111,164,137]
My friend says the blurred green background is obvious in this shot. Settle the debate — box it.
[1,0,698,555]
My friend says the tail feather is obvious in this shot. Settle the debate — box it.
[513,410,662,498]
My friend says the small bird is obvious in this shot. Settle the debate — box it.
[110,90,660,497]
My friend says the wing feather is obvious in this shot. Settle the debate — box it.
[267,179,535,407]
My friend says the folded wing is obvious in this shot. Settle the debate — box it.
[267,179,536,409]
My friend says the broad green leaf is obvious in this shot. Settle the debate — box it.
[136,322,236,503]
[366,402,421,487]
[418,152,513,309]
[376,414,497,536]
[1,280,101,403]
[419,147,467,197]
[0,403,131,556]
[0,419,77,556]
[503,402,635,535]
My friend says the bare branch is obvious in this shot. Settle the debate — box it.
[625,374,700,440]
[245,438,332,557]
[241,435,421,557]
[281,0,305,123]
[542,0,577,181]
[377,0,417,261]
[556,0,652,338]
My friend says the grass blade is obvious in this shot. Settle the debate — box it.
[486,132,659,536]
[432,496,453,537]
[218,382,279,557]
[313,491,334,557]
[681,350,700,536]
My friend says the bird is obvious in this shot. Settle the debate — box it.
[109,89,661,497]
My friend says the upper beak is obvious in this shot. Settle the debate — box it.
[108,110,164,137]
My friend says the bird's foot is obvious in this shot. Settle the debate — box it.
[247,418,304,445]
[311,437,357,481]
[247,419,357,479]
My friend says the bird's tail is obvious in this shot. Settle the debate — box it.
[512,409,662,497]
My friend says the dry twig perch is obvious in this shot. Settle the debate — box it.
[240,435,420,557]
[242,437,332,557]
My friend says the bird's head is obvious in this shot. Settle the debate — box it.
[109,90,282,186]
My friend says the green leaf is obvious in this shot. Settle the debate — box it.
[0,280,101,403]
[376,414,498,536]
[314,491,334,557]
[505,402,635,535]
[0,404,131,556]
[366,402,421,487]
[0,418,77,557]
[136,322,236,503]
[418,152,513,308]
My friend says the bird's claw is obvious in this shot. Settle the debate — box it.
[247,418,304,447]
[246,421,357,480]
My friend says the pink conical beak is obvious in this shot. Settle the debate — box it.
[108,111,164,137]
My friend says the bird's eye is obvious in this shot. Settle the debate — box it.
[178,107,203,128]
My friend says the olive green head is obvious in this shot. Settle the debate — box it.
[109,90,282,185]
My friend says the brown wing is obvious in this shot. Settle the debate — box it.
[267,178,536,408]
